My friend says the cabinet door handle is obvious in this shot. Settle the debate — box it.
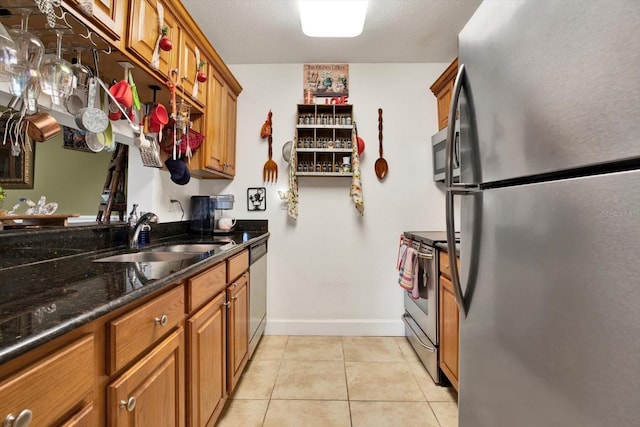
[223,301,231,307]
[232,295,238,300]
[3,409,33,427]
[154,314,168,327]
[120,396,137,412]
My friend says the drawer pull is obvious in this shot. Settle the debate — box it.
[3,409,33,427]
[154,314,168,327]
[120,396,137,412]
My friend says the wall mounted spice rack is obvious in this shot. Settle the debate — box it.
[294,104,354,177]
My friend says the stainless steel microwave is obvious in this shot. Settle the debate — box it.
[431,120,460,182]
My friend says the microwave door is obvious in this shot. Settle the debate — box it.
[432,122,461,182]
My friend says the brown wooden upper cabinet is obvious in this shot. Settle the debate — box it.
[67,0,127,49]
[179,29,207,106]
[67,0,242,178]
[127,0,181,81]
[430,58,458,131]
[190,66,238,178]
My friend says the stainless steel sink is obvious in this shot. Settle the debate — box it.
[94,251,200,263]
[147,243,225,253]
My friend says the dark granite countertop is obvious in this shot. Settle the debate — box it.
[435,241,461,256]
[404,231,460,256]
[0,221,269,365]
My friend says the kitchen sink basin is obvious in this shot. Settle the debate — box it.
[94,251,200,263]
[147,243,225,253]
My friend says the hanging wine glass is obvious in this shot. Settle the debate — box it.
[40,30,74,105]
[71,49,91,91]
[7,10,44,109]
[8,10,44,68]
[64,48,92,114]
[0,22,18,82]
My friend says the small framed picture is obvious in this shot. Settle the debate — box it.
[247,187,266,211]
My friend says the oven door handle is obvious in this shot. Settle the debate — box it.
[401,313,436,352]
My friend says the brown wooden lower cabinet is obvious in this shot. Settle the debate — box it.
[226,272,249,393]
[107,328,185,427]
[0,334,95,426]
[187,292,227,427]
[1,249,256,427]
[60,402,95,427]
[439,274,460,391]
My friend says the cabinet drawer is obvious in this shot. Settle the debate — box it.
[227,249,248,283]
[60,402,94,427]
[188,262,227,312]
[109,285,185,374]
[0,335,94,427]
[439,250,460,279]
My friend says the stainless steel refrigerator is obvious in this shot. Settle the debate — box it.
[444,1,640,426]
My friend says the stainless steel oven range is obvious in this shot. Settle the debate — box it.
[401,231,456,386]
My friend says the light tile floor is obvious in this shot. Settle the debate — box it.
[216,336,458,427]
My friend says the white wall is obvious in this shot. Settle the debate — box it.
[192,63,450,336]
[128,149,201,222]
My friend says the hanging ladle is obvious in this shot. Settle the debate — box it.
[374,107,388,180]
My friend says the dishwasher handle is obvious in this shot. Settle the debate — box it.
[250,240,268,264]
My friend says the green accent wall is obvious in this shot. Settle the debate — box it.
[3,133,113,215]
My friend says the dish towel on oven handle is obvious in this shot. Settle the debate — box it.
[398,245,420,299]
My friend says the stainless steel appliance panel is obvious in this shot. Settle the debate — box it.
[248,240,267,358]
[458,0,640,185]
[402,312,439,384]
[401,238,443,384]
[459,170,640,426]
[432,120,460,182]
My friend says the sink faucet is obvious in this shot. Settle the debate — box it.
[129,212,159,249]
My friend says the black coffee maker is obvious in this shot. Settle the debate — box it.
[190,196,216,233]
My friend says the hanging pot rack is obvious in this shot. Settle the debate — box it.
[0,0,112,54]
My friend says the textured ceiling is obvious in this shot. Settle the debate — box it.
[180,0,483,64]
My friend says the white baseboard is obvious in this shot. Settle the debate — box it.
[265,318,405,336]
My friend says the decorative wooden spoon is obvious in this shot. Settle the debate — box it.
[374,108,388,180]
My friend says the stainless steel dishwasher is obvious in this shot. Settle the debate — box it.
[248,239,267,358]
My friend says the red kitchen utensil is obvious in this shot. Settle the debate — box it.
[260,110,272,138]
[149,103,169,132]
[354,121,365,155]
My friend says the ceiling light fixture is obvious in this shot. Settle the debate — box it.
[299,0,369,38]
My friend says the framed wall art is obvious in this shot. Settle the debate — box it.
[247,187,266,211]
[304,64,349,103]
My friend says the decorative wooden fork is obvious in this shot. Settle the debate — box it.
[263,134,278,182]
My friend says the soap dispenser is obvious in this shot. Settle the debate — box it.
[128,204,139,228]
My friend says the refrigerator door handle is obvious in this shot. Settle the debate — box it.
[445,63,473,317]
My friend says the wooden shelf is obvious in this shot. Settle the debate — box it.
[295,104,354,178]
[0,214,80,230]
[297,172,353,177]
